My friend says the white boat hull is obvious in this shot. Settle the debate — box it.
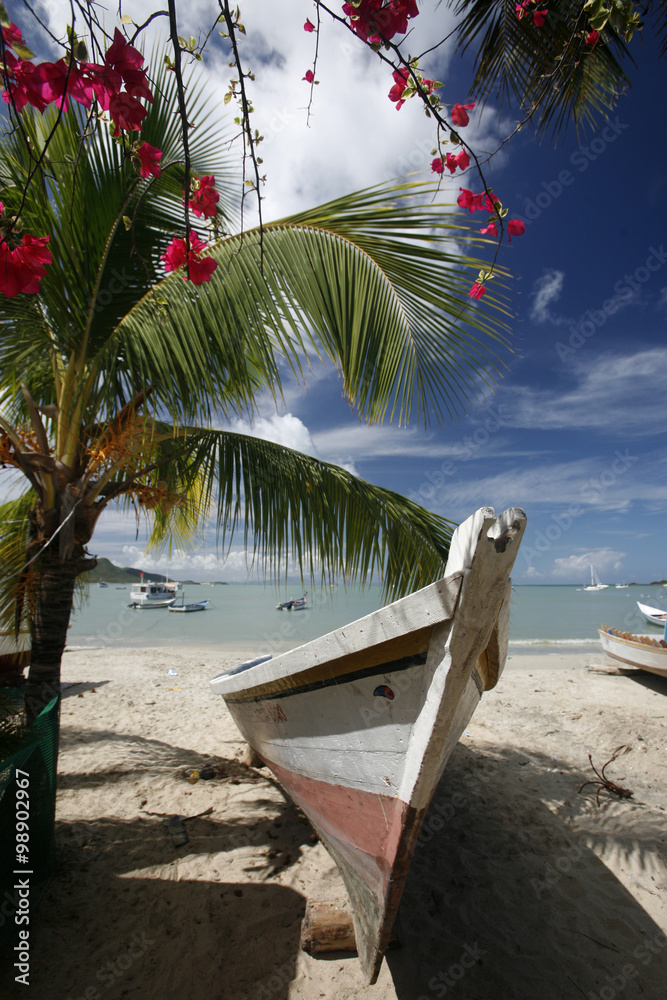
[599,626,667,677]
[210,506,526,983]
[637,601,667,627]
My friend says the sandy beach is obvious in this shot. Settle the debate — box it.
[2,646,666,1000]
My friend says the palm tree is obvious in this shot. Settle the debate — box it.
[0,63,510,725]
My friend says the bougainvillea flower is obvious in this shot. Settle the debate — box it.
[343,0,419,44]
[2,23,25,49]
[31,59,94,111]
[585,29,600,47]
[109,92,148,133]
[162,233,218,286]
[454,149,470,171]
[2,54,50,113]
[431,158,445,175]
[388,67,409,108]
[468,282,486,299]
[516,2,527,19]
[302,69,315,83]
[104,28,146,79]
[533,9,548,26]
[507,219,526,241]
[480,222,498,237]
[0,233,52,297]
[304,18,315,32]
[188,175,219,219]
[136,142,162,179]
[451,102,475,127]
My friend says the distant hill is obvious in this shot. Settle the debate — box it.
[81,558,225,586]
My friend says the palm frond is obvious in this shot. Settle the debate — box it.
[112,180,512,429]
[449,0,631,138]
[0,491,36,636]
[139,428,455,601]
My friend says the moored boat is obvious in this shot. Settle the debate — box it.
[168,599,210,613]
[276,593,307,611]
[583,565,609,591]
[129,576,181,607]
[599,625,667,678]
[210,506,526,983]
[637,601,667,627]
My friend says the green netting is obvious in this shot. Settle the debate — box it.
[0,697,60,957]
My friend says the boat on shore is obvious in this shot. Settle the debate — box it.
[583,565,609,591]
[168,599,210,614]
[599,625,667,678]
[0,630,30,680]
[637,601,667,627]
[210,506,526,983]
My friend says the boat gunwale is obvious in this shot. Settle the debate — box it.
[210,572,463,698]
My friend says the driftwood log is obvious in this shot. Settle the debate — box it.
[300,902,357,954]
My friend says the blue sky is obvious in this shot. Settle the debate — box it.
[9,2,666,584]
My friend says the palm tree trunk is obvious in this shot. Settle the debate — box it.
[24,543,79,725]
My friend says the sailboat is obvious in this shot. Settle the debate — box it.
[583,565,609,591]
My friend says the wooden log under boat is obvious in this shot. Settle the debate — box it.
[210,506,526,983]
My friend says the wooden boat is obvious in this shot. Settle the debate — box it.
[0,629,30,680]
[599,625,667,678]
[210,506,526,983]
[168,599,210,613]
[583,565,609,591]
[637,601,667,627]
[276,593,307,611]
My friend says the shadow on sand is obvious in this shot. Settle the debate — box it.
[1,735,665,1000]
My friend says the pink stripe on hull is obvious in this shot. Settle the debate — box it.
[265,756,409,893]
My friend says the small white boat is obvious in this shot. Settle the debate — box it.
[637,601,667,627]
[210,506,526,983]
[276,593,307,611]
[583,565,609,591]
[129,577,181,607]
[615,583,628,589]
[168,599,210,613]
[99,581,109,588]
[599,625,667,677]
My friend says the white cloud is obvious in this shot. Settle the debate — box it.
[500,348,667,435]
[530,269,565,324]
[229,412,319,456]
[552,549,625,580]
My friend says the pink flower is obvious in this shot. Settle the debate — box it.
[187,175,219,219]
[516,2,527,19]
[136,142,162,179]
[388,67,409,109]
[454,149,470,171]
[585,29,600,47]
[304,18,315,32]
[2,54,50,113]
[507,219,525,241]
[468,283,486,300]
[303,69,315,83]
[0,233,52,298]
[480,222,498,237]
[162,233,218,286]
[451,102,475,127]
[2,23,25,49]
[533,9,548,26]
[109,92,148,133]
[431,158,445,175]
[343,1,419,43]
[444,150,471,174]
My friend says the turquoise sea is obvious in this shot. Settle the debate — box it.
[66,582,667,657]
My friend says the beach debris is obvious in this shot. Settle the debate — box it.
[167,668,177,676]
[578,745,633,806]
[186,769,200,784]
[142,806,214,847]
